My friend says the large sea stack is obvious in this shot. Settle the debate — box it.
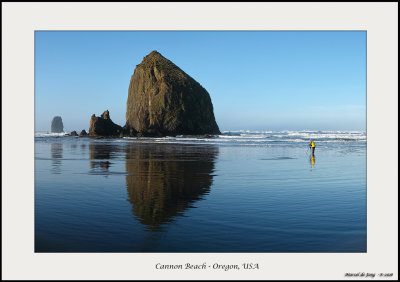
[89,110,122,137]
[125,51,220,136]
[51,116,64,133]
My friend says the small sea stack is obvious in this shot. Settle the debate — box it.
[125,50,220,137]
[51,116,64,133]
[70,130,78,136]
[79,129,88,137]
[89,110,123,137]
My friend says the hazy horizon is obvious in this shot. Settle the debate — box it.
[35,31,366,132]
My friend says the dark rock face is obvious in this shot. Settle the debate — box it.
[125,50,220,136]
[51,116,64,133]
[89,110,122,137]
[79,129,88,137]
[70,130,78,136]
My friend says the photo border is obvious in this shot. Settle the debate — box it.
[2,2,398,280]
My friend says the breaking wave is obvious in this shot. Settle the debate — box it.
[120,130,366,146]
[35,132,69,137]
[35,130,366,146]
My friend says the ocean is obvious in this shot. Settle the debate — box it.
[35,130,366,252]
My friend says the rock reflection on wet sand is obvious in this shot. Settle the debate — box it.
[125,144,218,231]
[51,142,63,174]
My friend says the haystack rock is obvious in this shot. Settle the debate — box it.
[125,50,220,136]
[89,110,122,137]
[51,116,64,133]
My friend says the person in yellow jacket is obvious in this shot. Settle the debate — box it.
[309,140,316,156]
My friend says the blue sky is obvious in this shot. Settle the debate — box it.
[35,31,366,132]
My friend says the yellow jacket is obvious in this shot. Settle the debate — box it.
[310,141,315,148]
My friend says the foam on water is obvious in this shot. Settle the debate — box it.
[35,132,69,137]
[120,130,366,146]
[35,130,366,146]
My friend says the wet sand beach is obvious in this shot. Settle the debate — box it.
[35,131,366,252]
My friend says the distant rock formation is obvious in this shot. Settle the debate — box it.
[89,110,122,137]
[51,116,64,133]
[70,130,78,136]
[125,50,220,136]
[79,129,88,137]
